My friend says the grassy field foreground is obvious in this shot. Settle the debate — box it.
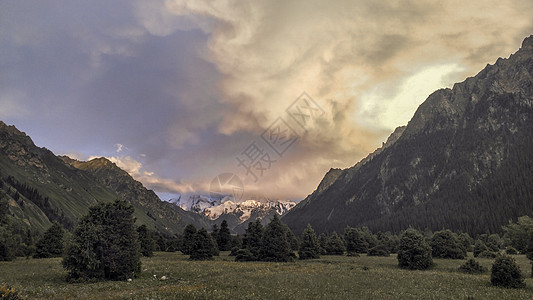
[1,252,533,299]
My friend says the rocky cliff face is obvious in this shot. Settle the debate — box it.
[283,35,533,235]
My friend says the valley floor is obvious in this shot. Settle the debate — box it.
[1,252,532,299]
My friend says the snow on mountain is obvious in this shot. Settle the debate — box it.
[168,195,297,223]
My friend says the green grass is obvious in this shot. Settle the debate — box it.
[1,252,532,299]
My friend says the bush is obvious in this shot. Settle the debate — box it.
[367,243,390,257]
[430,230,465,259]
[397,229,433,270]
[458,259,487,274]
[0,283,20,299]
[62,200,141,281]
[235,249,256,262]
[491,255,525,288]
[344,227,368,255]
[474,240,488,257]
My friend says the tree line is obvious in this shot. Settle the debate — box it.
[3,190,533,289]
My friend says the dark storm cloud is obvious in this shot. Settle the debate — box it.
[2,0,533,200]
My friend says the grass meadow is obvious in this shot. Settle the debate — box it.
[1,252,532,299]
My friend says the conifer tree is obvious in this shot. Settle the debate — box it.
[243,220,264,258]
[325,232,346,255]
[190,228,218,260]
[259,215,294,262]
[181,224,197,255]
[34,222,64,258]
[299,224,320,260]
[137,224,156,257]
[217,220,231,251]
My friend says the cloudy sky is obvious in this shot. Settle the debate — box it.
[1,1,532,201]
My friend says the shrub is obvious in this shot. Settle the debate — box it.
[235,249,256,262]
[473,240,488,257]
[397,229,433,270]
[430,230,465,259]
[62,200,141,281]
[0,283,19,300]
[458,259,487,274]
[344,227,368,255]
[490,255,525,288]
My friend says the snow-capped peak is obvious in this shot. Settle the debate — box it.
[168,194,297,223]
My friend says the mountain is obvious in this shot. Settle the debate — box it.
[169,194,297,233]
[283,35,533,236]
[0,121,208,235]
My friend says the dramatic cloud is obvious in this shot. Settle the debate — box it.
[1,0,532,200]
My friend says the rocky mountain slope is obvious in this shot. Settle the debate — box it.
[283,35,533,235]
[0,121,208,235]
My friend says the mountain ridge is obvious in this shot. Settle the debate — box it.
[0,121,209,235]
[283,35,533,235]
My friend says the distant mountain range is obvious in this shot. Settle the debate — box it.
[168,195,296,234]
[283,35,533,236]
[0,122,209,235]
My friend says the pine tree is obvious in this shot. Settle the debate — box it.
[62,199,141,281]
[318,232,329,255]
[299,224,320,260]
[397,229,433,270]
[181,224,197,255]
[34,222,64,258]
[137,224,156,257]
[217,220,231,251]
[325,232,346,255]
[242,220,263,258]
[190,228,218,260]
[258,215,294,262]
